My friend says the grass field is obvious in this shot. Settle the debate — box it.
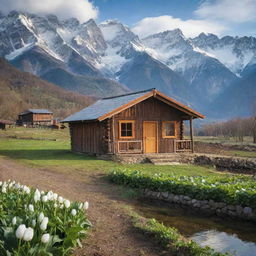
[0,127,233,177]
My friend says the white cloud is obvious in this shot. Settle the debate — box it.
[0,0,98,23]
[132,15,227,38]
[195,0,256,23]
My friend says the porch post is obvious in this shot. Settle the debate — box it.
[107,118,112,154]
[112,116,116,154]
[189,117,194,153]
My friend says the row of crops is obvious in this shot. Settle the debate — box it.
[109,169,256,209]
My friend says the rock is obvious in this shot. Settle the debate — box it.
[236,205,243,215]
[227,205,236,211]
[183,196,191,201]
[243,207,253,217]
[161,191,169,199]
[167,194,174,202]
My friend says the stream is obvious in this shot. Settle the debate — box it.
[134,199,256,256]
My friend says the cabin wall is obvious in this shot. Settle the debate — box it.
[112,97,184,153]
[69,121,107,154]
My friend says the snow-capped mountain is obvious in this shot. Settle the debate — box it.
[0,10,255,118]
[191,33,256,76]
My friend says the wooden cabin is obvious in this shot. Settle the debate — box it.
[17,109,53,126]
[62,89,204,155]
[0,120,14,130]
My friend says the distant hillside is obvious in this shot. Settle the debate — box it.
[0,58,95,120]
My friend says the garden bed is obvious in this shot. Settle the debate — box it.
[0,180,90,255]
[109,169,256,220]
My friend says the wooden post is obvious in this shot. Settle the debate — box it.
[189,117,194,153]
[112,116,116,154]
[106,118,111,154]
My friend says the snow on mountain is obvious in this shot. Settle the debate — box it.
[0,10,255,117]
[191,33,256,75]
[99,20,146,74]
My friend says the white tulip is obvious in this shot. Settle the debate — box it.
[58,196,64,203]
[42,195,48,202]
[79,203,83,210]
[15,224,26,239]
[38,212,44,222]
[40,217,49,231]
[83,201,89,210]
[41,233,50,243]
[23,227,34,241]
[53,193,58,200]
[64,200,70,208]
[71,209,77,216]
[32,219,36,227]
[2,186,6,193]
[28,204,34,212]
[12,217,17,225]
[59,204,64,209]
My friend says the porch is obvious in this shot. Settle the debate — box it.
[115,139,193,154]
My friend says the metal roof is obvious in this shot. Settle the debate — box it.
[62,89,153,122]
[20,109,53,115]
[62,88,204,122]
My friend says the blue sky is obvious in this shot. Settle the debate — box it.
[1,0,256,37]
[93,0,200,25]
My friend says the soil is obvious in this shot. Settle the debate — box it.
[195,141,256,155]
[0,158,166,256]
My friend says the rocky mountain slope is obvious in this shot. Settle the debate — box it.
[0,11,255,119]
[0,58,95,120]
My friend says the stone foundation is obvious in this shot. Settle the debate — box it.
[143,189,255,221]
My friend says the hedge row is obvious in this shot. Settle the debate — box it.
[109,169,256,209]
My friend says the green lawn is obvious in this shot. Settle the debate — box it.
[0,128,239,177]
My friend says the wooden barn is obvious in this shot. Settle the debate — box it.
[0,120,14,130]
[62,89,204,155]
[17,109,53,126]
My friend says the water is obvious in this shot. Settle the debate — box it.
[134,199,256,256]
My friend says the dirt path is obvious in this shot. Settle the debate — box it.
[0,158,164,256]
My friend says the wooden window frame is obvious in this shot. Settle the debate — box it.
[162,121,177,138]
[119,120,135,139]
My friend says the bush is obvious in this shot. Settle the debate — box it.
[109,169,256,209]
[0,180,90,256]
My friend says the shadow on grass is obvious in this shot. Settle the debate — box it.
[0,149,98,161]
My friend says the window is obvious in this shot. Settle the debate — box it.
[162,121,176,138]
[119,120,135,138]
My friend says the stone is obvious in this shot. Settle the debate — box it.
[161,192,169,199]
[227,205,236,211]
[183,196,191,201]
[167,194,174,202]
[236,205,243,215]
[192,199,197,204]
[243,207,253,217]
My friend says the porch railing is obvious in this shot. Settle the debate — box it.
[175,140,192,152]
[117,140,143,154]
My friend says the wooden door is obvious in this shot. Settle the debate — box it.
[143,121,158,153]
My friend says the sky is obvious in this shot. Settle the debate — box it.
[0,0,256,38]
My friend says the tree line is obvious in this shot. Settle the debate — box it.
[197,117,256,143]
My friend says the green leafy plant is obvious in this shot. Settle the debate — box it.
[109,169,256,209]
[133,216,229,256]
[0,180,90,256]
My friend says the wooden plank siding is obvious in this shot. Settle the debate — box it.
[112,97,184,153]
[69,122,106,154]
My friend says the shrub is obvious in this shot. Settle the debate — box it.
[0,180,90,255]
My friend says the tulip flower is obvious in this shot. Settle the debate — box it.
[58,196,64,203]
[15,224,26,239]
[23,227,34,241]
[42,195,48,202]
[38,212,44,222]
[41,233,50,244]
[32,219,36,227]
[83,201,89,210]
[71,209,77,216]
[64,200,70,208]
[40,217,49,231]
[12,217,17,225]
[28,204,34,212]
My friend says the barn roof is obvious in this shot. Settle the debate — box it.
[62,89,204,123]
[19,109,53,115]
